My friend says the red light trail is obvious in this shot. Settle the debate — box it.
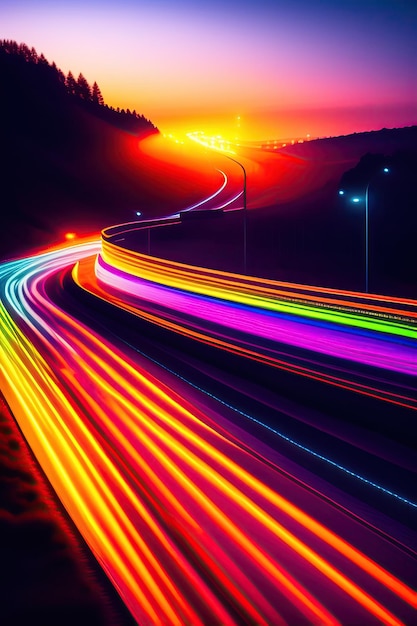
[1,234,416,625]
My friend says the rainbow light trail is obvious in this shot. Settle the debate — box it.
[1,231,417,625]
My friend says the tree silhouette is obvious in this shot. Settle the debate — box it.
[92,81,104,105]
[66,71,77,96]
[51,62,66,85]
[0,38,158,136]
[38,53,49,66]
[76,72,92,100]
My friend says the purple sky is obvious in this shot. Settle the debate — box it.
[2,0,416,139]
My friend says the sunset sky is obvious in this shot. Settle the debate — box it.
[2,0,416,140]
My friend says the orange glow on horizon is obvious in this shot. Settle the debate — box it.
[152,105,416,144]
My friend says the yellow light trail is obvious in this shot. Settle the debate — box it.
[1,238,416,625]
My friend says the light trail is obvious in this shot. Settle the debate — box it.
[96,261,414,375]
[101,230,417,337]
[77,245,417,508]
[1,234,417,625]
[174,168,242,215]
[91,327,417,511]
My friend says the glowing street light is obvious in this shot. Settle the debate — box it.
[339,167,390,293]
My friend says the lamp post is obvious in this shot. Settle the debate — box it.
[225,155,247,274]
[339,167,389,293]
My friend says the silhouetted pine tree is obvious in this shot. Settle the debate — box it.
[76,72,92,100]
[38,53,49,66]
[18,42,33,62]
[51,62,66,85]
[0,38,158,136]
[92,81,104,105]
[66,71,77,96]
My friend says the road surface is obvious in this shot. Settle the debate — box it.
[1,231,416,625]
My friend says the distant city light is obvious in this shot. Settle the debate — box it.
[136,211,142,217]
[338,190,345,195]
[352,198,361,203]
[65,232,76,240]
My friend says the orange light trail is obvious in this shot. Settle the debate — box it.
[100,231,417,340]
[1,237,416,625]
[74,256,417,612]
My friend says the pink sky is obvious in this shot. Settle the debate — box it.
[2,0,416,140]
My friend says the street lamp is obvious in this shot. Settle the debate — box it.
[224,155,247,274]
[339,167,390,293]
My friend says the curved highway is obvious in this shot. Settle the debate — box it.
[1,223,417,625]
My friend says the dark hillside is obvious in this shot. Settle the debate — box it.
[0,41,216,259]
[252,130,417,296]
[0,43,151,257]
[277,126,417,161]
[1,39,416,297]
[154,127,417,297]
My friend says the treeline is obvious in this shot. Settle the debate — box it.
[0,39,157,135]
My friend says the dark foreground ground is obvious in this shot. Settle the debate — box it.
[0,394,137,626]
